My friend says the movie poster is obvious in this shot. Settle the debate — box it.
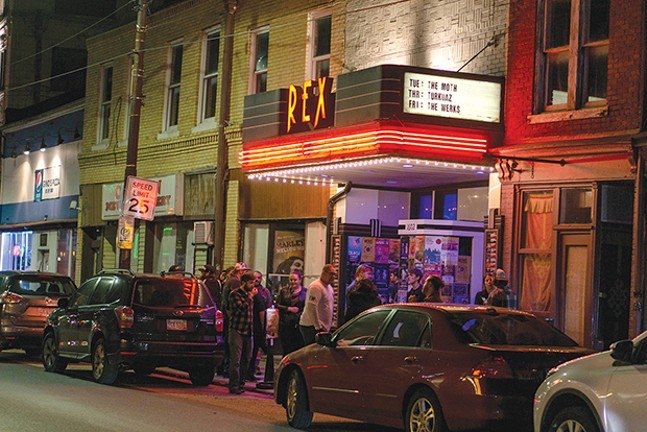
[273,230,305,274]
[347,236,362,264]
[374,238,390,263]
[362,237,376,262]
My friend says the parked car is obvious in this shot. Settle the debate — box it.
[274,303,594,432]
[42,269,225,385]
[534,331,647,432]
[0,271,76,356]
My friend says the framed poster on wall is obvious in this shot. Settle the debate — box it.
[484,228,500,275]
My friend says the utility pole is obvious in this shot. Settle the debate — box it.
[214,0,237,270]
[118,0,148,269]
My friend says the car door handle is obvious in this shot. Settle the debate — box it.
[404,356,418,364]
[351,356,363,363]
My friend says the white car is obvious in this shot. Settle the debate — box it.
[534,331,647,432]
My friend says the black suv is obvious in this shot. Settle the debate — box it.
[42,270,224,385]
[0,271,76,356]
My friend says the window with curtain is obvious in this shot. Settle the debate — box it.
[520,191,553,312]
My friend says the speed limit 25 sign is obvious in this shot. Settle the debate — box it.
[122,176,160,221]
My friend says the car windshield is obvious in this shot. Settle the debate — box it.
[447,310,579,347]
[8,276,76,296]
[132,278,213,308]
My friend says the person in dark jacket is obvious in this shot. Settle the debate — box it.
[344,278,381,322]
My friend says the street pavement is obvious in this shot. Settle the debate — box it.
[156,353,279,396]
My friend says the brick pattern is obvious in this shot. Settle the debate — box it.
[504,0,645,145]
[344,0,507,76]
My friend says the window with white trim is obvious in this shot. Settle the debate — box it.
[165,42,183,130]
[250,28,269,94]
[537,0,609,112]
[309,13,331,79]
[98,65,113,143]
[200,28,220,123]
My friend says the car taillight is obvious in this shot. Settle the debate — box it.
[471,356,514,379]
[215,309,224,332]
[0,291,22,304]
[115,306,134,329]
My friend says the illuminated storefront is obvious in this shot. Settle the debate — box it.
[241,64,504,324]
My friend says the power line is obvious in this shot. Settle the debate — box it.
[4,0,508,94]
[12,0,137,66]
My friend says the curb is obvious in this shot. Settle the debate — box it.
[155,367,275,396]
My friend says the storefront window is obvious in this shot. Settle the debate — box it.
[560,187,592,224]
[519,191,554,312]
[0,231,32,270]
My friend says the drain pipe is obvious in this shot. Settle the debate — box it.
[325,182,353,260]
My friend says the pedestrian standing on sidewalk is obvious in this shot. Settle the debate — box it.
[219,262,247,377]
[299,264,336,345]
[276,269,306,355]
[226,270,255,394]
[245,270,271,381]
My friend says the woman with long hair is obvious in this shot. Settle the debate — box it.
[276,269,307,355]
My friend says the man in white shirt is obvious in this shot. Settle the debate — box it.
[299,264,337,345]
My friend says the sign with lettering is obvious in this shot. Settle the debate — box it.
[117,215,135,249]
[403,72,501,123]
[122,176,160,221]
[34,166,61,202]
[286,77,334,134]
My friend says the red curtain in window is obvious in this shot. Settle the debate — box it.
[520,193,553,311]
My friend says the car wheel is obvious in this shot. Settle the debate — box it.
[188,364,215,386]
[286,369,313,429]
[42,332,68,373]
[92,338,119,385]
[406,388,446,432]
[548,406,599,432]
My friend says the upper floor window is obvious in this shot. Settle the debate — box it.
[165,43,183,130]
[309,13,331,79]
[250,28,269,94]
[539,0,609,111]
[98,65,113,143]
[200,29,220,122]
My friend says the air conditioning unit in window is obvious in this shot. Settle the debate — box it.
[194,221,214,245]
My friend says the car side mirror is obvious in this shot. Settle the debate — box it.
[315,332,335,347]
[610,339,633,363]
[57,297,69,309]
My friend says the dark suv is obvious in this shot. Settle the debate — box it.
[42,270,224,385]
[0,271,76,356]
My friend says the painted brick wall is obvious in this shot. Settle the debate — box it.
[344,0,507,76]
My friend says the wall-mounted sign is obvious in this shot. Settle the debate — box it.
[34,166,61,202]
[287,77,334,134]
[403,72,501,123]
[122,176,160,221]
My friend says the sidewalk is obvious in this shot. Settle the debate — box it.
[156,354,281,396]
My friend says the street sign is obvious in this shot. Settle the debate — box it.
[117,215,135,250]
[122,176,160,221]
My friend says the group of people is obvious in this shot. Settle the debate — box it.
[195,262,338,395]
[188,259,510,395]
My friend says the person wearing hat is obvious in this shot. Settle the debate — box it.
[406,267,425,302]
[494,268,516,309]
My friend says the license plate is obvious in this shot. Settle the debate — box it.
[166,319,187,331]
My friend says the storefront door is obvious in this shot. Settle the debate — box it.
[557,233,592,346]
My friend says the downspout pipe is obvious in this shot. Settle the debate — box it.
[325,182,352,261]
